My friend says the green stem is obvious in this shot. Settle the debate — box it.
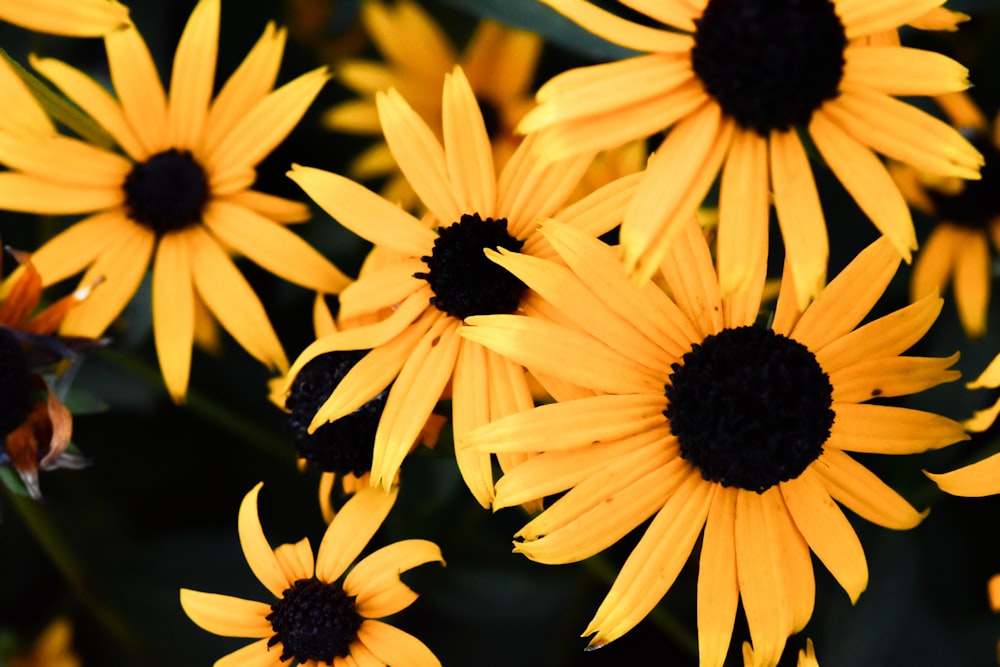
[3,486,149,660]
[580,551,700,657]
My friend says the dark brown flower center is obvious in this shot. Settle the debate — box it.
[414,213,527,319]
[664,325,833,492]
[691,0,847,136]
[123,148,209,235]
[267,577,363,664]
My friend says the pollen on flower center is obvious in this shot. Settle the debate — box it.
[926,132,1000,227]
[690,0,847,136]
[286,350,386,475]
[0,328,32,438]
[414,213,527,319]
[123,148,209,235]
[267,577,363,664]
[664,325,834,492]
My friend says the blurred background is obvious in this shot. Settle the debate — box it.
[2,1,1000,665]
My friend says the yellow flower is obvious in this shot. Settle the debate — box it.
[0,0,350,401]
[890,91,1000,338]
[282,65,636,507]
[8,617,80,667]
[1,0,128,37]
[520,0,982,308]
[181,483,443,667]
[458,220,966,664]
[325,0,542,209]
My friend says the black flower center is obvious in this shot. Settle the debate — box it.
[664,325,834,492]
[267,577,363,664]
[414,213,527,319]
[286,351,385,476]
[0,328,32,437]
[123,148,209,235]
[691,0,847,136]
[926,132,1000,228]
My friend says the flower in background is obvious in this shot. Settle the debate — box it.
[7,616,80,667]
[181,483,443,666]
[0,0,350,402]
[324,0,542,209]
[890,91,1000,338]
[284,65,639,507]
[0,0,128,37]
[459,220,965,664]
[1,249,99,499]
[520,0,982,309]
[744,637,820,667]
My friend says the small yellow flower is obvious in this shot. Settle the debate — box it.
[181,483,443,667]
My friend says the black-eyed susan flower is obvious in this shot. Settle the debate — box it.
[325,0,542,209]
[457,219,966,664]
[519,0,983,308]
[181,483,443,667]
[1,248,98,499]
[0,0,349,402]
[1,0,128,37]
[890,91,1000,337]
[283,65,638,507]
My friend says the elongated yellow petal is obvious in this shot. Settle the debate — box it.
[516,451,687,564]
[29,54,145,159]
[660,215,724,339]
[168,0,219,149]
[215,637,283,667]
[356,620,441,667]
[926,452,1000,497]
[273,537,314,583]
[910,223,959,305]
[238,482,291,597]
[844,46,969,96]
[0,173,123,214]
[442,67,495,216]
[106,23,169,155]
[316,487,398,583]
[363,0,455,75]
[207,67,328,190]
[831,353,960,403]
[808,111,915,260]
[27,210,128,285]
[0,0,129,37]
[538,0,694,52]
[814,449,927,529]
[584,469,712,647]
[0,56,54,136]
[770,130,828,309]
[288,164,435,257]
[698,486,739,667]
[790,236,900,351]
[338,260,424,322]
[781,469,868,602]
[952,228,990,337]
[187,226,287,372]
[0,132,132,187]
[619,0,699,31]
[462,21,541,100]
[461,314,663,394]
[828,403,968,454]
[152,232,195,402]
[203,22,286,152]
[179,589,272,638]
[349,540,444,618]
[836,0,947,40]
[370,317,459,489]
[451,338,498,507]
[717,128,770,299]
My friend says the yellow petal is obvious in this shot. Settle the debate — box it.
[168,0,219,149]
[0,0,129,37]
[844,46,970,96]
[584,468,712,647]
[830,353,960,403]
[349,540,444,618]
[106,22,169,155]
[0,132,132,187]
[215,637,284,667]
[316,487,398,583]
[926,452,1000,498]
[698,486,740,667]
[338,259,425,322]
[220,189,311,224]
[659,215,724,339]
[828,403,968,454]
[538,0,694,52]
[27,210,128,285]
[442,67,495,216]
[836,0,947,40]
[273,537,315,583]
[356,619,441,667]
[187,226,287,371]
[952,228,990,337]
[152,232,195,402]
[238,482,291,597]
[451,338,498,507]
[0,173,123,215]
[717,128,770,299]
[287,164,435,256]
[814,449,927,530]
[781,469,868,602]
[179,589,272,638]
